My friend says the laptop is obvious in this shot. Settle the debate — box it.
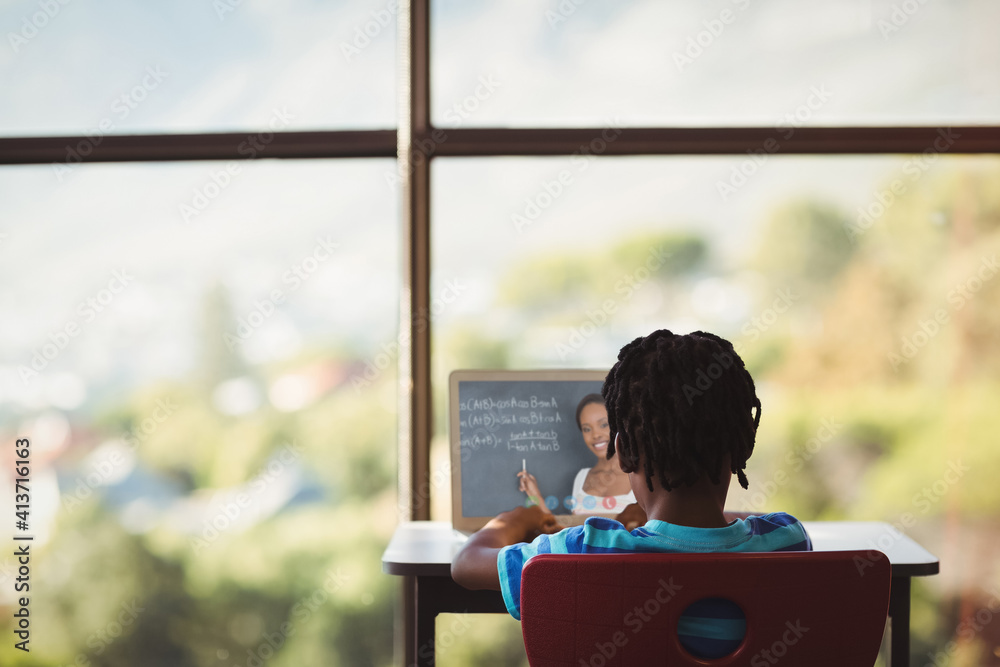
[449,369,632,533]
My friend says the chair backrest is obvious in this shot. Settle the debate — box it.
[520,550,890,666]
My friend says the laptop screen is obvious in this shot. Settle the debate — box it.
[450,370,631,531]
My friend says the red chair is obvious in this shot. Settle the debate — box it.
[520,550,890,666]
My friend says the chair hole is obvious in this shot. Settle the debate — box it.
[677,597,746,661]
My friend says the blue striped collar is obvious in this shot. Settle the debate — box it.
[639,518,750,549]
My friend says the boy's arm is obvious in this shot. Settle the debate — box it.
[451,505,559,590]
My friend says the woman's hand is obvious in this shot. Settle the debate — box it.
[615,502,647,531]
[517,471,550,513]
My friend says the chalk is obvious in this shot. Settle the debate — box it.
[522,458,526,474]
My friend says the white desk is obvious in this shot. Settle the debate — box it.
[383,520,939,666]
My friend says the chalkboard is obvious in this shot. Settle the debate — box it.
[450,370,606,523]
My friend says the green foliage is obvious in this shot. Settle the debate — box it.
[435,614,528,667]
[609,233,707,277]
[497,231,707,315]
[6,505,197,667]
[5,348,398,667]
[753,199,855,295]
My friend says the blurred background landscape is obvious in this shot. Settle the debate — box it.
[1,0,999,665]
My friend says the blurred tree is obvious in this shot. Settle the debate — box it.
[753,199,855,298]
[199,283,248,389]
[497,231,707,315]
[4,504,197,667]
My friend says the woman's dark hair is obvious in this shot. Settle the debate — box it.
[603,329,760,492]
[574,393,605,430]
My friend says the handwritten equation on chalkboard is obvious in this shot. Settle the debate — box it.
[459,396,564,453]
[454,375,604,518]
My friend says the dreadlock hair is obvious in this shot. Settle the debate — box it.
[602,329,760,493]
[574,394,605,430]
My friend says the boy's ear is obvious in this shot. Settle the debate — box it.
[618,457,638,473]
[614,433,640,473]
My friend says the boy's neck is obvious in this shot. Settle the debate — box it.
[635,472,731,529]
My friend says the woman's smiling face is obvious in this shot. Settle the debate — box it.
[579,402,611,459]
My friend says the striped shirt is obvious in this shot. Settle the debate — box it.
[498,513,812,659]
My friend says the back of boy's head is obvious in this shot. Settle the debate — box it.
[603,329,760,492]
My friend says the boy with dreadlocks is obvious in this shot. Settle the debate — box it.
[452,329,811,657]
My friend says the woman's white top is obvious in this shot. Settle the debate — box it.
[570,467,636,514]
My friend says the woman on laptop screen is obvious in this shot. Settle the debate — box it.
[517,394,636,514]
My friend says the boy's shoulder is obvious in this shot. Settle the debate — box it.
[547,513,810,552]
[582,516,631,530]
[525,516,647,555]
[742,511,812,550]
[555,516,634,537]
[746,511,804,526]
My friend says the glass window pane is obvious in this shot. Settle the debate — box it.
[0,0,395,136]
[433,153,1000,658]
[432,0,1000,127]
[0,160,400,664]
